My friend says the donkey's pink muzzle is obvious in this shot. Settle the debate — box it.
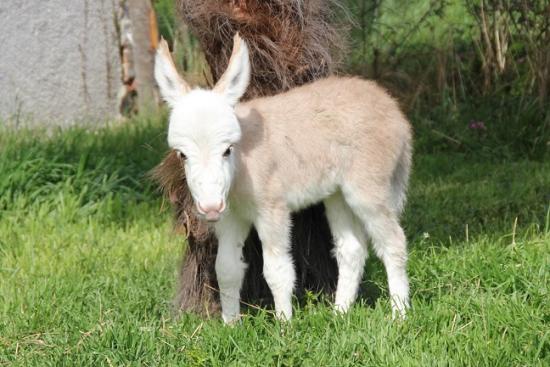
[197,201,225,222]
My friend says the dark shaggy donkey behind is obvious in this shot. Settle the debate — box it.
[152,0,348,314]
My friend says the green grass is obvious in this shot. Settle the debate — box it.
[0,117,548,366]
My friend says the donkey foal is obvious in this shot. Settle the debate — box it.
[155,34,412,323]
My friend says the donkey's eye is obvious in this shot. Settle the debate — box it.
[176,150,187,161]
[223,145,233,158]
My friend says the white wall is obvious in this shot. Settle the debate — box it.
[0,0,122,126]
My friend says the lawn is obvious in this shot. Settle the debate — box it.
[0,117,548,366]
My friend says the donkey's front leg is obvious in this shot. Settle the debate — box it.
[214,213,251,324]
[255,208,296,320]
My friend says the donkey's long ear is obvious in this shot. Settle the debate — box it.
[213,33,251,106]
[154,38,191,108]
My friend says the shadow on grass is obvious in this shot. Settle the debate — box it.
[0,115,172,225]
[404,152,549,243]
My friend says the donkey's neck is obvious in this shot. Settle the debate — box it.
[234,103,268,154]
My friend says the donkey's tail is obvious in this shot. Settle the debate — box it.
[390,139,412,216]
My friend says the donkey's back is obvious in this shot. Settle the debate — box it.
[236,76,412,214]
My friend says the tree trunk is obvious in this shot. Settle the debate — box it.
[154,0,347,315]
[128,0,159,113]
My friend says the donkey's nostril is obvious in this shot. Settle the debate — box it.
[197,201,225,215]
[197,202,208,214]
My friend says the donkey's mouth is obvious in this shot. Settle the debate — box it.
[204,211,221,222]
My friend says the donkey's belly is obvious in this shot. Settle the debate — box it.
[285,177,339,211]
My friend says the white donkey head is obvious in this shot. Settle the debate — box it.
[155,34,250,222]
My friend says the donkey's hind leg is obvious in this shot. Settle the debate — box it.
[324,192,368,312]
[342,184,410,319]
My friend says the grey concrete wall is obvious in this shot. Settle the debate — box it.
[0,0,122,126]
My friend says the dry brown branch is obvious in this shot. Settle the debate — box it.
[178,0,348,98]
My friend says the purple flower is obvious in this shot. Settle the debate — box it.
[468,120,487,131]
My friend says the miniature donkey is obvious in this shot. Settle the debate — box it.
[155,34,412,323]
